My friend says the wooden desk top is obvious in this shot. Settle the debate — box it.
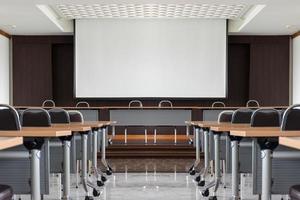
[230,129,300,138]
[51,124,91,132]
[210,124,251,132]
[279,137,300,150]
[185,121,206,126]
[185,121,246,129]
[189,121,229,128]
[0,128,71,137]
[0,137,23,150]
[70,121,116,128]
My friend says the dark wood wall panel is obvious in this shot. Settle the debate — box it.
[52,44,75,106]
[13,43,52,105]
[226,44,250,105]
[249,42,290,105]
[12,35,290,107]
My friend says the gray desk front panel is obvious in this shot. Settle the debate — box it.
[203,109,235,121]
[77,109,99,121]
[110,110,191,126]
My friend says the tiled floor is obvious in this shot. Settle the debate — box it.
[14,158,290,200]
[15,172,290,200]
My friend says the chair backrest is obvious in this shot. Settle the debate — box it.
[246,100,260,107]
[48,108,70,124]
[211,101,226,108]
[76,101,90,108]
[22,108,51,127]
[218,110,234,123]
[278,109,285,123]
[68,110,84,123]
[251,108,280,127]
[158,100,173,108]
[281,104,300,130]
[128,100,143,108]
[42,99,56,107]
[232,108,254,124]
[0,104,21,130]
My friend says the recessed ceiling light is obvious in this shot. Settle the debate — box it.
[54,3,248,19]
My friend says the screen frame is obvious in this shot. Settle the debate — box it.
[73,19,228,100]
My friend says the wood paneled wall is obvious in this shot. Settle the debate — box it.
[12,35,290,107]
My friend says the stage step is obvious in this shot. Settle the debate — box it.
[110,134,193,144]
[104,144,198,158]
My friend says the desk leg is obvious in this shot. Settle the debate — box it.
[261,149,272,200]
[62,140,71,200]
[225,135,230,173]
[232,140,239,199]
[81,133,100,199]
[213,134,220,195]
[81,134,89,196]
[92,130,105,186]
[189,127,200,176]
[197,129,209,186]
[200,133,220,198]
[101,127,112,175]
[195,128,200,167]
[31,149,41,200]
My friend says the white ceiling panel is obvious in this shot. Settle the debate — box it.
[0,0,299,35]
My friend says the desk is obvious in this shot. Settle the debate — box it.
[0,137,23,150]
[81,121,114,175]
[279,137,300,150]
[0,128,71,200]
[230,129,300,200]
[50,123,98,198]
[196,122,250,198]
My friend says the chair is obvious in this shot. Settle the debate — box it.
[229,108,254,199]
[251,109,280,150]
[0,185,13,200]
[281,105,300,200]
[246,100,260,107]
[22,108,50,150]
[0,107,50,197]
[250,109,281,199]
[211,101,226,108]
[0,105,17,200]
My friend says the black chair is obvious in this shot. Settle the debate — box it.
[232,108,254,124]
[48,108,70,124]
[22,108,51,150]
[218,110,234,123]
[68,111,84,123]
[0,185,13,200]
[48,108,71,170]
[282,105,300,200]
[251,109,281,151]
[0,104,20,200]
[0,105,20,131]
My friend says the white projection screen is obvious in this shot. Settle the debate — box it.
[75,19,227,98]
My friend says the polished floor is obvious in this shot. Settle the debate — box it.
[15,172,290,200]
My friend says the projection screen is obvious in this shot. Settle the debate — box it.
[75,19,227,98]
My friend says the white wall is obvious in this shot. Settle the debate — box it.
[293,36,300,104]
[0,34,10,104]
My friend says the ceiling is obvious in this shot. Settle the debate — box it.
[0,0,299,35]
